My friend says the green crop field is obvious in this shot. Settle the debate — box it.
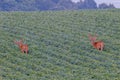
[0,9,120,80]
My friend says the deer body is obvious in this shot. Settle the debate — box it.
[88,34,104,51]
[91,40,104,51]
[14,40,28,54]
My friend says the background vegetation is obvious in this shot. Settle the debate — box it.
[0,9,120,80]
[0,0,115,11]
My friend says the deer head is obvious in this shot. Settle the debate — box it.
[88,33,97,43]
[14,39,24,47]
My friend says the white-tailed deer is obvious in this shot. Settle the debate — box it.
[14,39,28,54]
[88,34,104,51]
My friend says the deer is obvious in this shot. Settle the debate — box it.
[14,39,29,54]
[88,34,104,51]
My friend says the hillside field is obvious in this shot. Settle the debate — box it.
[0,9,120,80]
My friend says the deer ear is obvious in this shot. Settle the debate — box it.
[14,39,17,44]
[21,38,24,42]
[88,33,92,40]
[94,34,97,37]
[93,34,97,40]
[88,33,92,37]
[19,40,22,43]
[88,33,91,36]
[92,37,96,41]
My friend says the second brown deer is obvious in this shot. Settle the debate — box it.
[88,34,104,51]
[14,39,29,54]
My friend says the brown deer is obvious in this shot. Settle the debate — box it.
[14,39,28,54]
[88,34,104,51]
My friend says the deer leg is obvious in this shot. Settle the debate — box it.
[21,49,24,53]
[101,47,103,51]
[100,45,104,51]
[25,50,28,54]
[26,51,28,54]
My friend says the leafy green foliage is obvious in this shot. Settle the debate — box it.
[0,9,120,80]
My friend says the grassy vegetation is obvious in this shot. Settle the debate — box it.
[0,9,120,80]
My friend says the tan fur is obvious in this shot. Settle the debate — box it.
[14,40,28,54]
[88,34,104,51]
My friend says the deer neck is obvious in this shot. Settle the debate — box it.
[18,44,23,48]
[91,41,96,46]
